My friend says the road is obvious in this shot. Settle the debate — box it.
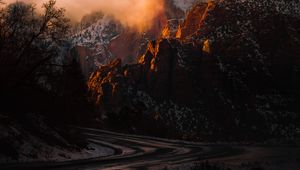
[1,128,299,170]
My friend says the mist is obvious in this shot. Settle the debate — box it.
[3,0,165,31]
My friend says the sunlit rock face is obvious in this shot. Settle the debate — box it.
[70,0,201,78]
[88,0,300,138]
[180,2,216,39]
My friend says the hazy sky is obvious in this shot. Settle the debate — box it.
[3,0,164,31]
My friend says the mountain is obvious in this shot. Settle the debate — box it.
[87,0,300,140]
[69,0,200,78]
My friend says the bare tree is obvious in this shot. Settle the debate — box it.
[0,0,91,123]
[0,0,70,89]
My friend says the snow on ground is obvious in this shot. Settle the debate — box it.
[0,133,114,164]
[0,114,114,164]
[9,137,114,163]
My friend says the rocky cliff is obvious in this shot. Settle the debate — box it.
[87,0,300,140]
[70,0,200,78]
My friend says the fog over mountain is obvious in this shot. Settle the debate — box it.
[3,0,165,31]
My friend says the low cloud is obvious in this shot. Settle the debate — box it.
[4,0,165,31]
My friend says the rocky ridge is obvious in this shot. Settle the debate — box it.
[87,0,300,140]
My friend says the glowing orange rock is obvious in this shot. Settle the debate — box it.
[203,39,210,53]
[161,25,170,39]
[176,24,182,39]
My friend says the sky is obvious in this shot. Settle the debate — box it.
[3,0,165,31]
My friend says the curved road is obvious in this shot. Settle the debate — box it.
[1,128,299,170]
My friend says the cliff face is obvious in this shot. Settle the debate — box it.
[108,12,168,64]
[70,0,199,78]
[180,1,216,39]
[87,1,219,110]
[87,0,300,139]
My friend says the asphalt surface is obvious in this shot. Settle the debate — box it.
[0,128,238,170]
[1,128,299,170]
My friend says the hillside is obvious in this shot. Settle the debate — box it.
[87,0,300,140]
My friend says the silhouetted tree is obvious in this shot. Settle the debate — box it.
[0,0,94,124]
[0,0,70,90]
[0,0,80,118]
